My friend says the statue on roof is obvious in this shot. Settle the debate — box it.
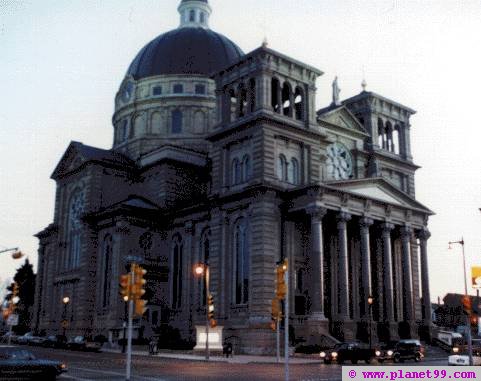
[332,76,341,106]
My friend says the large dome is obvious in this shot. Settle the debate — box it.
[127,27,244,79]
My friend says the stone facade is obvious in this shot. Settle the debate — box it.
[33,1,433,354]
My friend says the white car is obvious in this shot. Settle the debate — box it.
[448,354,481,366]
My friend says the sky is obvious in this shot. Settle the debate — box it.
[1,0,480,302]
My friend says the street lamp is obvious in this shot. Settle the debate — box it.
[367,296,374,349]
[0,247,24,260]
[193,263,210,361]
[61,296,70,337]
[7,296,20,345]
[448,238,473,366]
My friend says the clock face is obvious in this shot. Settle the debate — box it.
[326,142,353,180]
[121,81,134,103]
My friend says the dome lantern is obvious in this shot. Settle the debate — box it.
[178,0,212,29]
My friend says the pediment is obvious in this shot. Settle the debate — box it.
[317,106,368,136]
[327,178,433,214]
[51,142,86,180]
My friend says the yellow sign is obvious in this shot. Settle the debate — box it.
[471,266,481,288]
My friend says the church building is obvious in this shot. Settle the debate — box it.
[33,0,434,353]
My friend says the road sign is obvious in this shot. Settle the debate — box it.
[472,266,481,288]
[7,314,18,326]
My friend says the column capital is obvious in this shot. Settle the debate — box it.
[306,206,327,222]
[416,228,431,241]
[336,211,352,223]
[360,216,374,228]
[381,222,395,233]
[400,226,413,239]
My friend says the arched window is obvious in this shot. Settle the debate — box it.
[229,88,237,122]
[378,118,385,148]
[294,87,304,120]
[189,9,195,22]
[289,158,300,185]
[238,84,248,117]
[173,84,183,94]
[231,158,240,185]
[271,78,281,113]
[392,128,400,155]
[68,191,84,270]
[248,78,256,112]
[386,121,394,152]
[171,235,183,309]
[200,12,205,24]
[199,230,210,306]
[242,155,251,182]
[101,234,113,308]
[277,154,288,181]
[282,82,292,116]
[172,110,182,134]
[234,219,249,304]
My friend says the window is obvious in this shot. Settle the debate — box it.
[271,78,281,113]
[294,87,304,120]
[172,110,182,134]
[231,158,240,185]
[277,154,288,181]
[189,10,195,22]
[289,158,300,185]
[234,219,249,304]
[199,230,210,306]
[249,78,256,112]
[173,84,183,94]
[195,84,206,94]
[282,82,292,116]
[101,235,113,308]
[171,235,183,309]
[120,120,128,142]
[242,155,251,182]
[68,191,84,270]
[153,86,162,96]
[200,12,205,24]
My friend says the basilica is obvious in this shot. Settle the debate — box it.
[32,0,434,354]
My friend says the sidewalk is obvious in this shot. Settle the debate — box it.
[102,347,320,364]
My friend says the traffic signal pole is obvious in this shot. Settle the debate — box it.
[205,265,210,361]
[126,266,134,381]
[276,317,280,363]
[284,261,289,381]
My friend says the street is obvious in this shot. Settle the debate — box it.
[24,346,448,381]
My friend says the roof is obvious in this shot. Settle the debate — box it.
[127,27,244,78]
[342,91,416,115]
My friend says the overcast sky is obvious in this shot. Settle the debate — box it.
[1,0,480,302]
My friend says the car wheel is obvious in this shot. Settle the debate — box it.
[351,359,358,364]
[394,354,401,363]
[378,359,384,364]
[338,359,344,364]
[365,358,371,364]
[324,359,331,364]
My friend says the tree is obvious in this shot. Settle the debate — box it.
[4,259,36,334]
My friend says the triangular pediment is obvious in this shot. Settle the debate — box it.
[327,177,434,214]
[51,142,86,180]
[317,106,368,136]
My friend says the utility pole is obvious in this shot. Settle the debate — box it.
[126,265,134,381]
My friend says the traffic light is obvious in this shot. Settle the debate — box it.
[462,295,472,315]
[119,274,131,301]
[134,299,147,317]
[207,294,215,320]
[270,298,281,331]
[276,260,288,300]
[131,264,147,300]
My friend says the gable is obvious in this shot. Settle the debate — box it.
[317,106,368,136]
[328,178,434,214]
[51,142,85,180]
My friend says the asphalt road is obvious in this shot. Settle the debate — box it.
[23,346,448,381]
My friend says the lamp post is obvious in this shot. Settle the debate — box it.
[7,296,20,346]
[0,247,24,260]
[367,296,374,349]
[193,263,210,361]
[122,295,128,354]
[61,296,70,337]
[448,238,473,366]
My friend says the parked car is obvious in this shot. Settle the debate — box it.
[1,332,17,344]
[29,336,47,346]
[67,336,102,352]
[391,339,424,363]
[375,341,398,363]
[0,345,67,380]
[320,342,378,364]
[16,332,35,345]
[43,335,67,349]
[448,353,481,366]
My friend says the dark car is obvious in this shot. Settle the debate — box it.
[376,341,398,363]
[320,342,378,364]
[391,339,424,363]
[67,336,102,352]
[43,335,67,349]
[0,346,67,380]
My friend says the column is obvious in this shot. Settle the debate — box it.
[381,223,395,322]
[417,228,432,323]
[307,206,328,320]
[337,212,351,319]
[360,217,374,318]
[400,226,414,321]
